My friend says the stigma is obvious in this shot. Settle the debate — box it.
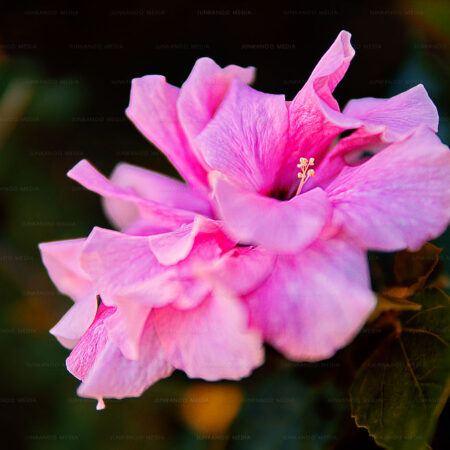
[295,157,315,195]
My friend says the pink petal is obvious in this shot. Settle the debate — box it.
[201,246,274,295]
[307,31,355,108]
[39,238,91,301]
[80,225,227,314]
[147,217,235,309]
[326,126,450,251]
[195,78,289,194]
[68,160,197,230]
[177,57,255,166]
[75,313,173,405]
[210,173,331,253]
[308,131,385,190]
[126,75,208,190]
[246,237,376,361]
[153,292,264,380]
[311,85,440,189]
[81,226,207,359]
[39,239,98,348]
[148,216,235,266]
[80,227,176,308]
[67,303,115,381]
[104,300,151,360]
[122,217,168,236]
[343,84,438,140]
[284,31,361,188]
[50,293,98,349]
[102,162,212,230]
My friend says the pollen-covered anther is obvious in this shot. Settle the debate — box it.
[299,157,309,167]
[295,157,315,195]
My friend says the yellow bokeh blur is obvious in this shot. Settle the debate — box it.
[180,383,243,435]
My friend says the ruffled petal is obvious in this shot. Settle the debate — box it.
[39,238,91,301]
[80,227,182,359]
[81,221,234,317]
[195,78,289,194]
[148,216,234,266]
[67,303,115,381]
[103,301,151,360]
[326,126,450,251]
[284,30,360,187]
[210,173,331,253]
[201,246,274,296]
[310,85,439,189]
[178,57,255,166]
[50,293,98,349]
[246,237,376,361]
[153,292,264,380]
[102,162,212,230]
[68,160,197,230]
[39,238,98,348]
[122,217,168,236]
[343,84,438,140]
[70,308,173,407]
[80,227,175,308]
[125,75,208,190]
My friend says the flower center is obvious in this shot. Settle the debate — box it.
[295,157,315,195]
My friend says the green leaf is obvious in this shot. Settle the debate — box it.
[350,288,450,450]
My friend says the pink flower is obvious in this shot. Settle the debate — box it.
[41,217,266,409]
[40,31,450,408]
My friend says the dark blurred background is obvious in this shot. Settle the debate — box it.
[0,1,449,449]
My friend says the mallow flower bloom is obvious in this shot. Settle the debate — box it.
[40,31,450,408]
